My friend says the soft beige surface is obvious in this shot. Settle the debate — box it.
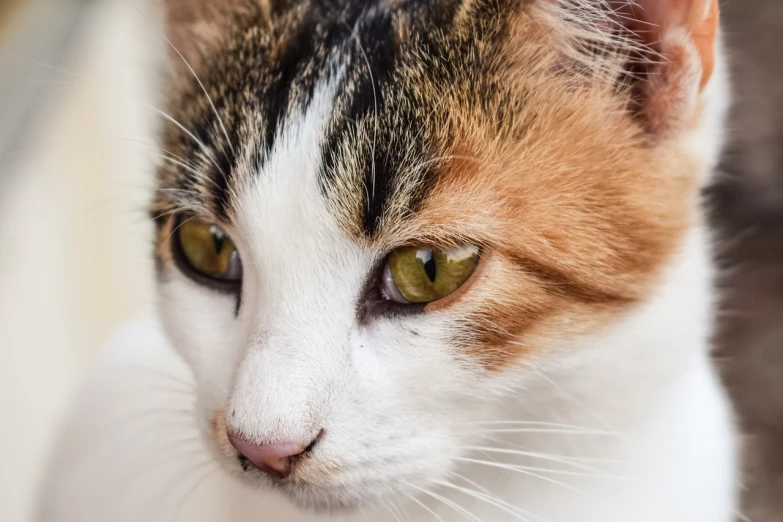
[0,2,158,520]
[0,0,25,39]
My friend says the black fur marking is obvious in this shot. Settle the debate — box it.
[319,6,451,237]
[157,0,512,233]
[321,9,402,236]
[211,140,239,220]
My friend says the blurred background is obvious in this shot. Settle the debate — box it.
[0,1,780,521]
[0,1,159,520]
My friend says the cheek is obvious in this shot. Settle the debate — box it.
[447,255,622,371]
[158,275,247,404]
[352,321,489,416]
[324,329,493,468]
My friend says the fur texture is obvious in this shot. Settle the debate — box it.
[39,1,739,521]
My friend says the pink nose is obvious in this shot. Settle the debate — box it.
[228,433,308,479]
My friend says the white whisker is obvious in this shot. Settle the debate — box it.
[383,499,404,522]
[477,435,631,465]
[434,480,538,522]
[138,459,214,521]
[453,457,595,497]
[405,491,445,522]
[133,4,236,159]
[157,155,222,191]
[26,77,226,178]
[401,154,495,185]
[404,481,483,522]
[125,365,196,390]
[167,465,217,522]
[448,470,494,499]
[464,427,620,436]
[458,446,619,476]
[454,420,607,431]
[111,137,205,175]
[110,442,205,497]
[459,455,624,481]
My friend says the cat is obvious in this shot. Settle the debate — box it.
[37,0,739,521]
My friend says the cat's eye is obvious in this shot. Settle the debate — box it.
[174,217,242,289]
[381,245,479,304]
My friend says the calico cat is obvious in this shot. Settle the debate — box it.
[38,0,739,521]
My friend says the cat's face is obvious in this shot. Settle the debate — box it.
[153,0,721,512]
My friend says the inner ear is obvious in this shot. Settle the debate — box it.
[615,0,718,88]
[541,0,720,137]
[609,0,720,136]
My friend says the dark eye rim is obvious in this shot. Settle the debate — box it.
[359,281,427,324]
[357,245,481,324]
[170,214,243,295]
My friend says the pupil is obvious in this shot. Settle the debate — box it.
[423,254,436,282]
[211,227,225,254]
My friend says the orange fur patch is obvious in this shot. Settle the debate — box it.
[377,12,707,369]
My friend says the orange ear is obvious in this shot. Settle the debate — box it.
[540,0,720,136]
[691,0,720,90]
[607,0,721,136]
[619,0,719,90]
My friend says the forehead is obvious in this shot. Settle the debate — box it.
[154,0,700,365]
[157,0,521,239]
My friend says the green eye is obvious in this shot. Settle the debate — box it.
[383,245,479,304]
[175,217,242,284]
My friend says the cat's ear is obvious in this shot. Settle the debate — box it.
[543,0,720,137]
[162,0,268,71]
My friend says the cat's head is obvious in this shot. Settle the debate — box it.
[152,0,724,511]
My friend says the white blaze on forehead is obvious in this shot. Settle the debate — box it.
[228,79,370,443]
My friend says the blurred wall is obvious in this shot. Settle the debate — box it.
[0,1,158,520]
[713,1,783,520]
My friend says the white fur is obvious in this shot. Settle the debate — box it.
[37,30,738,522]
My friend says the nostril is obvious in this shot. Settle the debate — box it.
[227,432,321,479]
